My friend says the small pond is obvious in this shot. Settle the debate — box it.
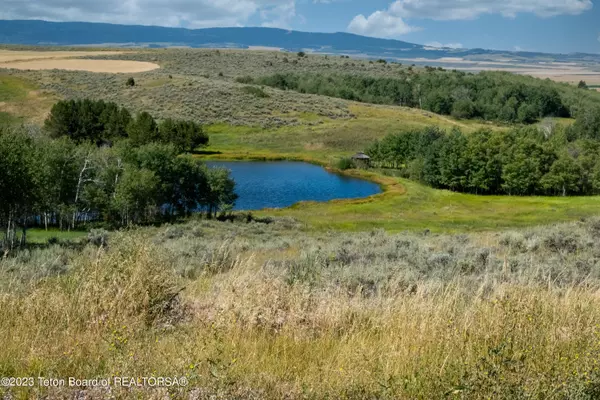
[206,161,382,211]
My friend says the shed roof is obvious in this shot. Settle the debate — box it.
[352,152,370,160]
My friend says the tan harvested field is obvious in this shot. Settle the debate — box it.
[0,50,124,63]
[0,50,160,73]
[0,59,160,73]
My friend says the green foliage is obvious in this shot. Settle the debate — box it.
[255,71,582,124]
[241,86,270,98]
[368,124,600,196]
[0,128,236,246]
[44,99,131,144]
[297,51,306,58]
[578,80,589,89]
[126,77,135,87]
[235,76,254,84]
[44,99,209,152]
[335,157,356,170]
[158,118,208,153]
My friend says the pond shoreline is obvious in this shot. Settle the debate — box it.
[195,151,401,198]
[204,159,384,211]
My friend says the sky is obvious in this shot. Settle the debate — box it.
[1,0,599,54]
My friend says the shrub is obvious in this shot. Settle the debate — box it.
[241,86,270,98]
[87,229,109,247]
[335,157,356,170]
[126,77,135,87]
[235,76,254,84]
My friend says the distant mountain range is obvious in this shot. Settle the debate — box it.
[1,19,599,63]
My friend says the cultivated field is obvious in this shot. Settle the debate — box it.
[0,50,124,62]
[0,49,159,73]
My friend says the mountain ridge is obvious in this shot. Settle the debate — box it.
[0,19,599,62]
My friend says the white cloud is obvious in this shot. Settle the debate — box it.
[0,0,299,29]
[347,10,419,38]
[346,0,592,38]
[260,1,297,29]
[425,41,463,48]
[389,0,593,20]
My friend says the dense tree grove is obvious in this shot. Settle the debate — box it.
[367,124,600,196]
[0,126,236,250]
[255,71,600,124]
[44,99,208,152]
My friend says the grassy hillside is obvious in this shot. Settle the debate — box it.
[3,218,600,398]
[0,74,55,124]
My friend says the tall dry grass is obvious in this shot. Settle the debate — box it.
[2,218,600,398]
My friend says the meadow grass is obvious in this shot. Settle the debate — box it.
[0,72,57,124]
[262,177,600,232]
[0,74,34,101]
[3,218,600,398]
[203,103,503,162]
[199,107,596,233]
[27,228,88,244]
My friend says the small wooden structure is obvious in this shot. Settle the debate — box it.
[351,152,371,168]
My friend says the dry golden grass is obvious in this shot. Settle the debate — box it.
[3,220,600,398]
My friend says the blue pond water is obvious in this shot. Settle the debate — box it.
[206,161,381,211]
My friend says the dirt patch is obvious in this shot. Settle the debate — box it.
[0,59,160,73]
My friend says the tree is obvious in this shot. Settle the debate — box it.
[578,80,588,90]
[0,128,39,249]
[502,154,542,195]
[517,103,538,124]
[158,119,208,153]
[126,77,136,87]
[451,99,476,119]
[127,112,159,146]
[541,155,582,196]
[206,167,237,217]
[113,167,159,225]
[437,130,467,191]
[464,130,502,194]
[44,99,132,144]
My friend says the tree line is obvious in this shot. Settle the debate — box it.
[44,99,208,152]
[252,70,600,125]
[1,99,235,251]
[366,124,600,196]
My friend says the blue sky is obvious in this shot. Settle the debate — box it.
[2,0,599,54]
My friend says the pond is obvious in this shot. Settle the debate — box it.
[206,161,382,211]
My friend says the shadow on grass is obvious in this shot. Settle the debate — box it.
[192,150,223,156]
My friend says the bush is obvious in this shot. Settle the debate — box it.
[87,229,109,247]
[235,76,254,84]
[335,157,356,170]
[241,86,270,98]
[126,77,135,87]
